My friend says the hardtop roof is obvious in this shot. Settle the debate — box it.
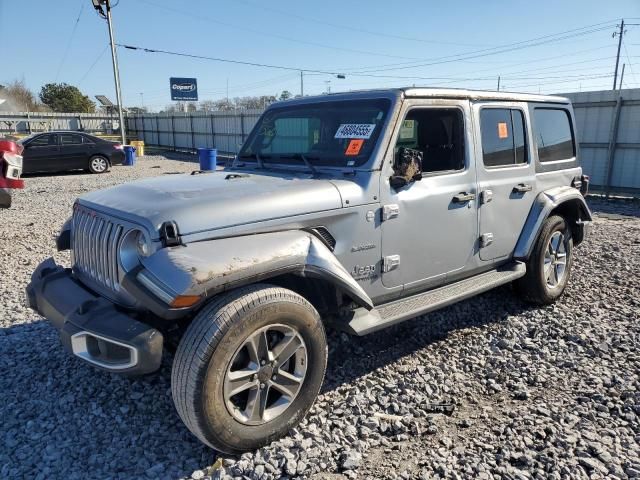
[273,87,569,107]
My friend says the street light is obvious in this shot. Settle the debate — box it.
[92,0,126,146]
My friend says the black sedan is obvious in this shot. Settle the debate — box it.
[19,132,125,174]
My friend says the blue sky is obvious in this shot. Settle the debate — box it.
[2,0,639,111]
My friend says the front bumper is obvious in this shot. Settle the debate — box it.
[26,258,163,375]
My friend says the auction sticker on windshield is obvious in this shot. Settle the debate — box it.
[335,124,376,139]
[345,139,364,156]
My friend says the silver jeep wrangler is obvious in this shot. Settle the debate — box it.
[27,88,591,453]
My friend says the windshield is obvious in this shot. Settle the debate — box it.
[239,98,391,168]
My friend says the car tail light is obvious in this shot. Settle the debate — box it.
[113,144,124,150]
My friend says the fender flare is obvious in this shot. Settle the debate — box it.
[139,230,374,310]
[514,186,592,260]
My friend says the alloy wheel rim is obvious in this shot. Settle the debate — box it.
[223,324,307,425]
[91,157,107,172]
[544,231,567,288]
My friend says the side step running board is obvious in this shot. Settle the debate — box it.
[346,262,526,336]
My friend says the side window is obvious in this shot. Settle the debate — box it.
[395,108,465,173]
[60,133,83,145]
[534,108,575,162]
[480,108,527,167]
[29,134,52,147]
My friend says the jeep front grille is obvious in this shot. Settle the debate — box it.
[71,206,125,291]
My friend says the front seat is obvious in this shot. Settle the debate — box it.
[417,116,455,173]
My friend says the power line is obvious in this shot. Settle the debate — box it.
[233,0,492,48]
[434,45,615,78]
[119,43,623,88]
[623,40,639,85]
[118,43,344,75]
[340,21,620,73]
[500,74,613,89]
[136,1,620,73]
[344,24,616,74]
[137,0,427,61]
[55,0,85,82]
[77,44,111,85]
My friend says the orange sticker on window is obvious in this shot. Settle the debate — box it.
[498,122,509,139]
[345,139,364,156]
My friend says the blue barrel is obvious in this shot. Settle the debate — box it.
[123,146,136,166]
[197,148,217,171]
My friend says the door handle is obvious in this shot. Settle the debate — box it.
[452,192,476,203]
[512,183,532,193]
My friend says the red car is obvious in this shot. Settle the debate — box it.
[0,140,24,208]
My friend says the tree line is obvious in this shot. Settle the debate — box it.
[0,78,296,114]
[152,90,295,113]
[0,79,95,113]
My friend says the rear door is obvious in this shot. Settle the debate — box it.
[59,133,89,169]
[22,134,59,173]
[473,102,536,261]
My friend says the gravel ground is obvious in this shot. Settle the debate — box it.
[1,156,639,480]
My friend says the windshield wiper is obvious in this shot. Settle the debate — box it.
[279,153,318,175]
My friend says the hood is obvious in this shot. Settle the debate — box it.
[79,171,343,237]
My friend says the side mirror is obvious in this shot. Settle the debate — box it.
[390,147,423,189]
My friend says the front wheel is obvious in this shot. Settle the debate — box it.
[171,284,327,454]
[515,215,573,305]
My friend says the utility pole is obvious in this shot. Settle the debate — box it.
[300,71,304,97]
[613,19,625,90]
[92,0,127,145]
[619,63,626,91]
[497,76,501,92]
[612,19,640,90]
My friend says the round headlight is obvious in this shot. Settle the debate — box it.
[120,229,151,272]
[136,231,151,257]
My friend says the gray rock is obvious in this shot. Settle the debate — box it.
[340,451,362,470]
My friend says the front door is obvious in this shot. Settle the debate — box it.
[22,134,59,173]
[473,103,536,261]
[380,101,478,292]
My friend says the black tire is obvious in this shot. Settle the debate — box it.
[171,284,327,454]
[88,155,109,174]
[515,215,573,305]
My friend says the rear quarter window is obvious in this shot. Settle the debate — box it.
[534,108,575,162]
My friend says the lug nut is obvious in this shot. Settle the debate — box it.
[260,360,266,366]
[272,375,277,380]
[260,383,266,389]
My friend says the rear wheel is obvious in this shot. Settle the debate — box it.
[515,215,573,304]
[88,155,109,174]
[171,284,327,453]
